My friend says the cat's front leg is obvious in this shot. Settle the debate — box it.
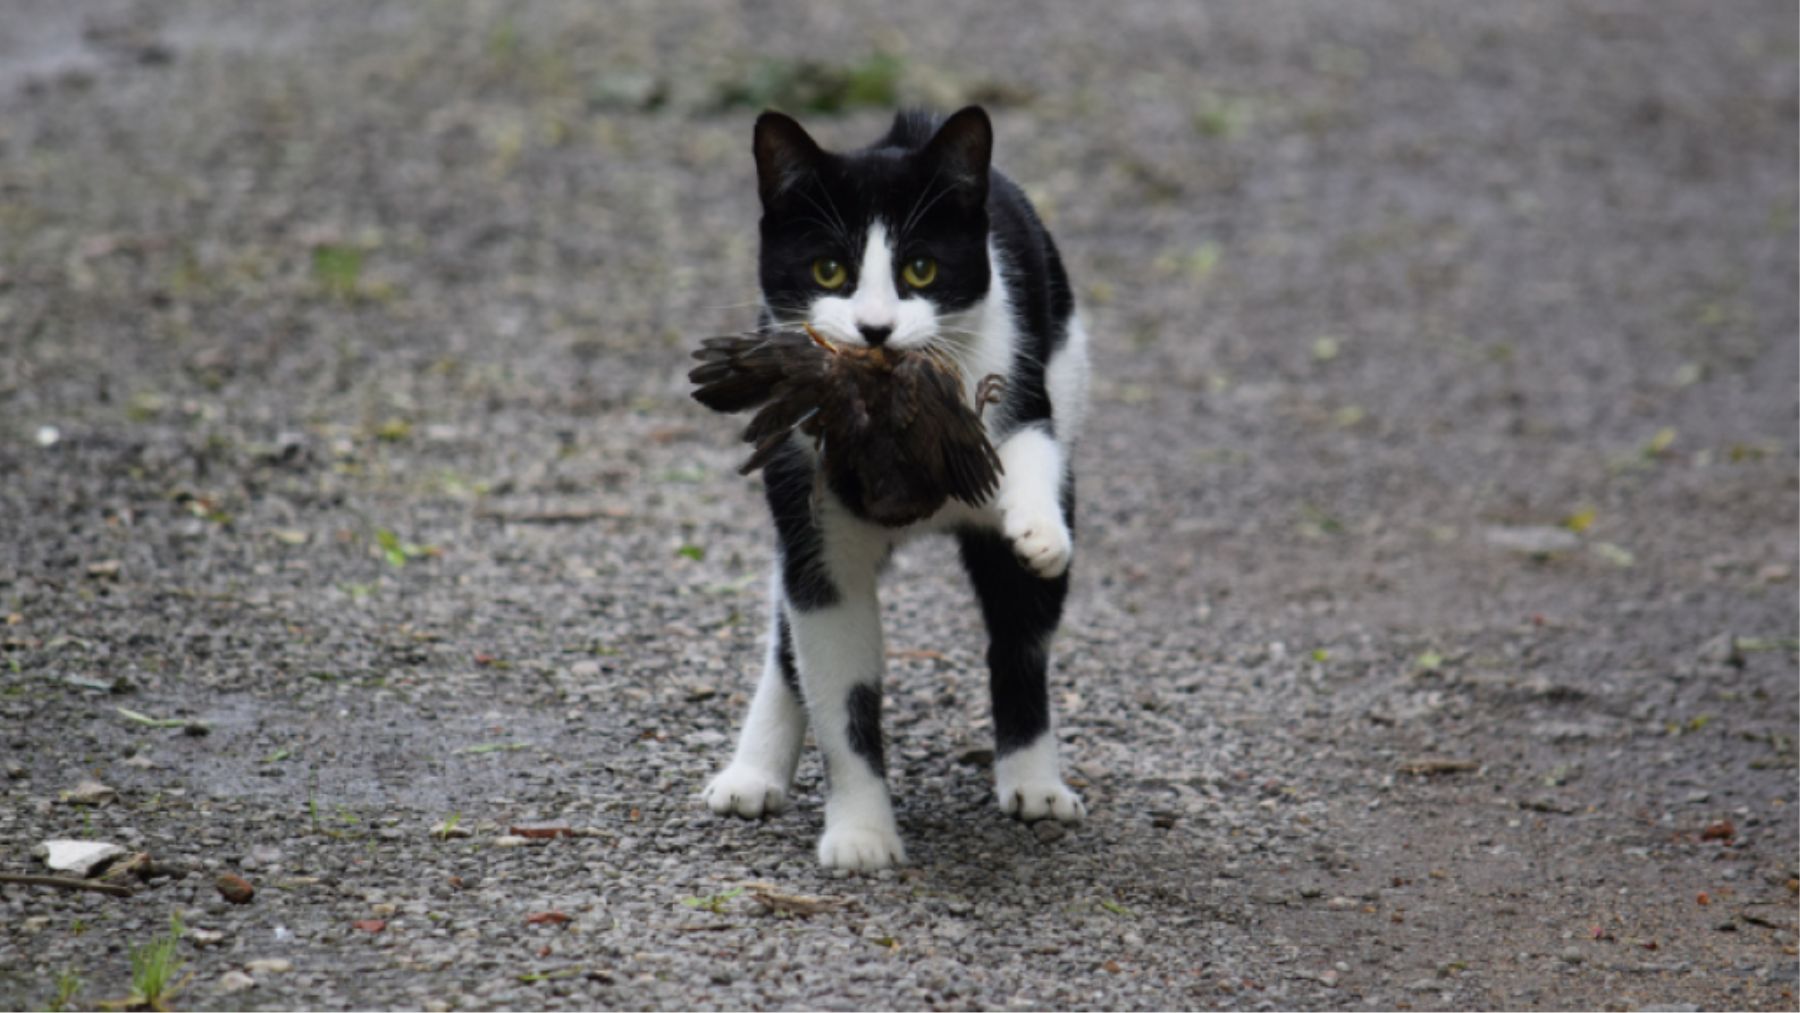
[960,438,1086,827]
[994,424,1073,580]
[705,597,806,819]
[789,581,905,871]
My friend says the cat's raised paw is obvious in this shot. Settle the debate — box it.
[999,781,1086,824]
[817,824,906,871]
[703,765,789,819]
[1004,511,1072,580]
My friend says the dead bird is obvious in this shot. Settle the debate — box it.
[689,324,1004,527]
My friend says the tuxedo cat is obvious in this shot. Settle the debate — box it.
[703,106,1091,871]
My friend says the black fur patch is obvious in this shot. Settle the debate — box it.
[957,524,1070,756]
[762,440,838,612]
[845,682,885,776]
[775,610,801,700]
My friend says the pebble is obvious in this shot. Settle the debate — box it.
[217,970,257,994]
[64,780,116,805]
[35,839,126,877]
[492,835,531,848]
[216,873,256,904]
[1033,821,1066,843]
[1483,526,1580,555]
[246,958,294,975]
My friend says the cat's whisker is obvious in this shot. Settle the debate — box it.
[899,165,944,239]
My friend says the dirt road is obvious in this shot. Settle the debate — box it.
[1,3,1795,1009]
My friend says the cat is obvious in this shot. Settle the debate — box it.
[702,105,1091,871]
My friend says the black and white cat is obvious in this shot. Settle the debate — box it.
[703,106,1091,871]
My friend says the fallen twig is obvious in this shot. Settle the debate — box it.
[744,881,851,917]
[1397,757,1480,776]
[0,873,134,897]
[475,504,631,524]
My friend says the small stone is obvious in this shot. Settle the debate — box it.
[85,559,122,580]
[189,928,226,947]
[98,852,153,884]
[370,902,398,917]
[1559,946,1585,964]
[1299,886,1324,899]
[245,958,293,975]
[956,747,996,767]
[217,970,256,994]
[1326,896,1357,910]
[64,780,116,805]
[1318,968,1340,987]
[35,425,60,447]
[430,819,473,839]
[1484,525,1579,556]
[216,873,255,904]
[1032,820,1066,843]
[35,840,127,877]
[492,835,530,848]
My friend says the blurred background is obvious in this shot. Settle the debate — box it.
[0,3,1795,1009]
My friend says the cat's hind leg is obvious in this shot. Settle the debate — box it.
[704,588,806,818]
[958,512,1086,824]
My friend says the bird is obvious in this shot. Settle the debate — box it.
[690,325,1005,527]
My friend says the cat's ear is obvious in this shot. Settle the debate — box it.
[923,105,992,206]
[754,111,824,206]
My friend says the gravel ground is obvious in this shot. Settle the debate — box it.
[1,2,1796,1010]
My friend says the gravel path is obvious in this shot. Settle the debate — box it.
[1,3,1795,1009]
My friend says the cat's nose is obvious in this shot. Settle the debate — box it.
[857,324,892,347]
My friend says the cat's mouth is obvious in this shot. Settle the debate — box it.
[795,319,942,355]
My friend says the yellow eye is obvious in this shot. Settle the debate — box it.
[902,257,938,289]
[811,258,848,290]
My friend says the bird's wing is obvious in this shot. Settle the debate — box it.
[689,331,819,414]
[909,359,1003,506]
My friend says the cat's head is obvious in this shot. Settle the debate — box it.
[753,106,992,352]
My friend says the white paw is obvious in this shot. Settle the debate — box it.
[703,765,788,819]
[1004,510,1072,580]
[998,780,1086,823]
[816,824,906,871]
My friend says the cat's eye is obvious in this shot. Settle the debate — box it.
[902,257,938,289]
[811,258,848,290]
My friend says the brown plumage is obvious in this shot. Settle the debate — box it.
[690,326,1004,527]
